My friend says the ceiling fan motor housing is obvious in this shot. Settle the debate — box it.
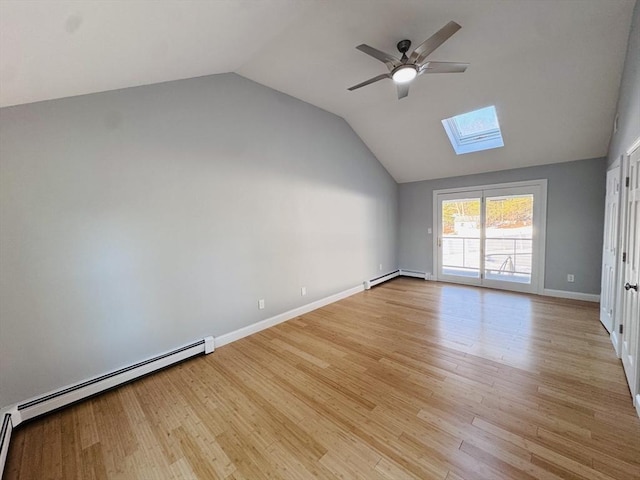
[397,39,412,54]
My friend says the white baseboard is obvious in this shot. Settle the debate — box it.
[215,284,365,348]
[635,393,640,419]
[397,274,599,301]
[0,413,13,480]
[542,289,600,303]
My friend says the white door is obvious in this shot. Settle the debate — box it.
[621,146,640,401]
[600,166,621,333]
[435,181,546,294]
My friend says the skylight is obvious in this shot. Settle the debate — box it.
[442,106,504,155]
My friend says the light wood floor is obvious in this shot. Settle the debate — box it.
[6,278,640,479]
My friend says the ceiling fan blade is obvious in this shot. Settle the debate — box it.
[409,21,462,64]
[348,73,391,91]
[397,82,410,99]
[418,62,469,74]
[356,44,400,69]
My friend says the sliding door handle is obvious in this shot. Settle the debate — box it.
[624,282,638,292]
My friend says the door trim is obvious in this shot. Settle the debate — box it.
[627,137,640,156]
[613,136,640,358]
[630,138,640,414]
[432,179,547,294]
[618,138,640,400]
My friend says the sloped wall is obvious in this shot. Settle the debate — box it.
[608,0,640,167]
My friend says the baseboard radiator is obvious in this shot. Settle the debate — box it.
[364,269,400,289]
[399,269,431,280]
[0,414,12,480]
[364,269,433,290]
[0,336,214,478]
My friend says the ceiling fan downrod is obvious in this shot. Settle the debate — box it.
[397,39,411,63]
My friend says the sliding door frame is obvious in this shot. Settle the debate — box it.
[432,179,548,294]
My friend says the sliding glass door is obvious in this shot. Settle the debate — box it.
[435,181,546,294]
[438,192,483,285]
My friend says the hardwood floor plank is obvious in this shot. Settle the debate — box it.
[20,419,44,479]
[459,440,543,480]
[41,415,63,479]
[4,421,25,480]
[5,279,640,479]
[471,417,620,480]
[60,408,83,480]
[80,443,108,480]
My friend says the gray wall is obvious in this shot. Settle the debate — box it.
[0,73,398,408]
[608,0,639,167]
[398,157,606,294]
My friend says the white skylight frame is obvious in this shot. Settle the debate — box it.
[442,105,504,155]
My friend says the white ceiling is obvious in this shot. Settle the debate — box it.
[0,0,635,182]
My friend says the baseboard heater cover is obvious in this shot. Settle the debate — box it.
[0,336,213,476]
[0,413,12,480]
[365,270,400,289]
[12,336,214,426]
[399,269,430,280]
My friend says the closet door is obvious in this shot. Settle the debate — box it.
[621,147,640,403]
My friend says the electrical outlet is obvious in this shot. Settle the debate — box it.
[379,264,383,271]
[567,274,575,283]
[301,287,307,296]
[258,299,265,309]
[427,228,432,234]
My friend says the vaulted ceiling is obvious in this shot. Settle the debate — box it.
[0,0,635,182]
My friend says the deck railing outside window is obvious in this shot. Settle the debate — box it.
[442,236,532,283]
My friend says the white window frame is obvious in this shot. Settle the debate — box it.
[441,106,505,155]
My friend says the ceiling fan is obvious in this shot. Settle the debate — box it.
[348,21,469,99]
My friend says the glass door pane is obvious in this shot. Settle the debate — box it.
[440,197,482,280]
[483,194,533,284]
[435,182,544,294]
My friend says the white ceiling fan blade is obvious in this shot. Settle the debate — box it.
[348,73,392,91]
[397,82,410,99]
[418,62,469,74]
[355,44,401,69]
[409,21,462,64]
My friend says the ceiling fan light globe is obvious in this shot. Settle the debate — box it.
[392,66,417,83]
